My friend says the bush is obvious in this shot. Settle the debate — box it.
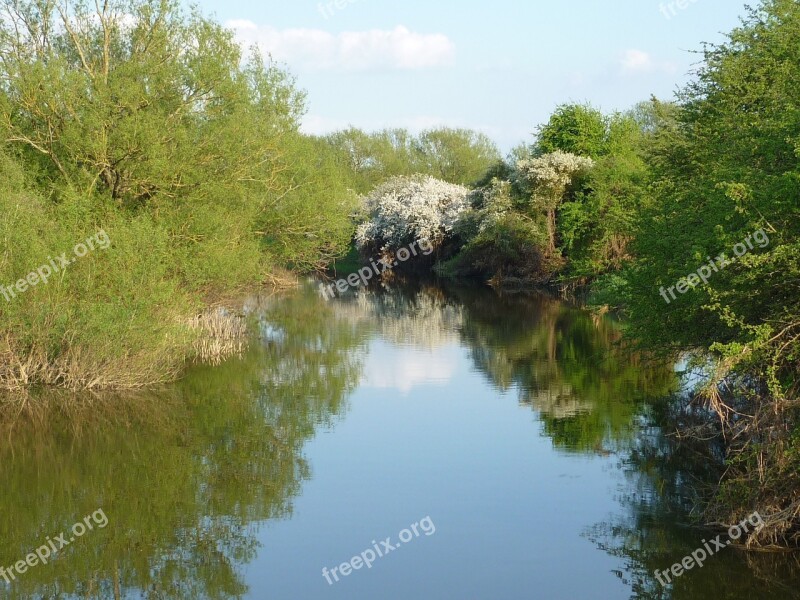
[0,152,196,389]
[355,175,470,254]
[437,213,559,284]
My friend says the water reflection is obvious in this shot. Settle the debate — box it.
[0,290,369,599]
[0,281,797,599]
[585,420,800,600]
[335,281,677,453]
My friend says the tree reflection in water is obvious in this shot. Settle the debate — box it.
[0,288,369,599]
[1,281,796,599]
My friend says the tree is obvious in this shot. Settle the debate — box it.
[355,175,470,253]
[621,0,800,544]
[260,134,358,271]
[535,104,608,158]
[517,151,594,255]
[0,0,304,205]
[560,107,661,276]
[324,127,403,194]
[326,126,501,191]
[413,127,501,186]
[0,0,358,389]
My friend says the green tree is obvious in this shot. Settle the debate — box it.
[0,0,303,205]
[535,104,608,158]
[517,151,594,256]
[621,0,800,544]
[414,127,501,185]
[560,106,660,277]
[0,0,357,389]
[326,126,501,192]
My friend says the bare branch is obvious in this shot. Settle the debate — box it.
[56,0,94,78]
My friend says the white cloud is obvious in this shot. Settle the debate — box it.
[227,21,456,71]
[619,49,678,75]
[620,49,654,72]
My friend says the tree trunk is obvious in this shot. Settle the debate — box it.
[547,209,557,255]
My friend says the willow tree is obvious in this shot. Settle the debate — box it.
[0,0,305,204]
[0,0,357,389]
[0,0,356,273]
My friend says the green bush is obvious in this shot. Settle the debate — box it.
[437,213,559,283]
[0,152,196,389]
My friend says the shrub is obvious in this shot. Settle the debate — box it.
[355,175,470,253]
[438,213,560,284]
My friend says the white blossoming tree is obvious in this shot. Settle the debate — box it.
[355,175,470,253]
[517,151,594,255]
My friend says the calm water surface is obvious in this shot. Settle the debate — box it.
[1,281,798,599]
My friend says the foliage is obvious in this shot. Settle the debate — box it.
[325,126,500,193]
[413,127,501,186]
[618,0,800,543]
[0,0,356,389]
[457,178,514,237]
[560,108,656,277]
[0,152,197,389]
[259,134,358,271]
[535,103,608,158]
[437,212,557,283]
[517,151,594,255]
[324,127,416,195]
[0,0,303,204]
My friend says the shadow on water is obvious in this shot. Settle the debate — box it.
[0,280,798,598]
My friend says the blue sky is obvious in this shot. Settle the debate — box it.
[194,0,748,152]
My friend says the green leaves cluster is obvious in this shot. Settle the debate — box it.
[0,0,357,388]
[624,0,800,368]
[610,0,800,540]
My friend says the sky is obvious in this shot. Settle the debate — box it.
[193,0,750,152]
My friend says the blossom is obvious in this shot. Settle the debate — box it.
[463,177,513,233]
[517,151,594,209]
[355,175,470,251]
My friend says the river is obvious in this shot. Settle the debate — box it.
[0,280,797,599]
